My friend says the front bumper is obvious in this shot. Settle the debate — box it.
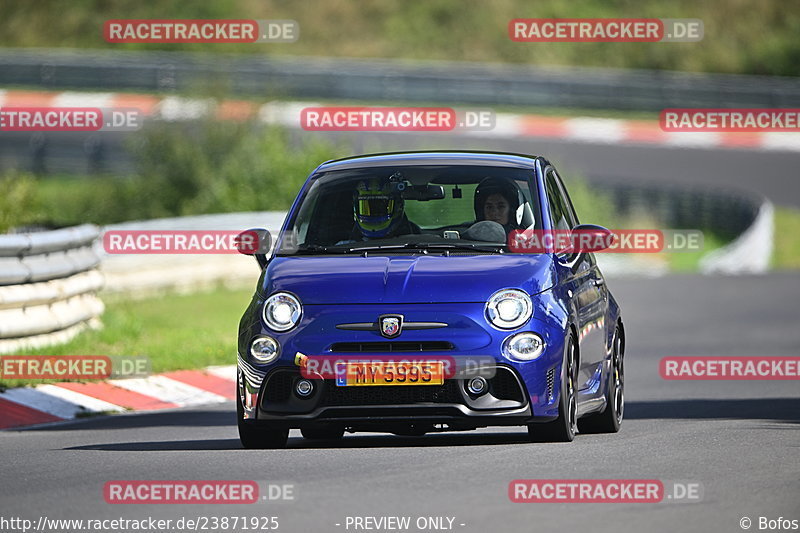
[238,300,569,427]
[238,359,561,429]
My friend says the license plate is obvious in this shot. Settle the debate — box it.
[336,361,444,386]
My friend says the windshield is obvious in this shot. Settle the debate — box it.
[277,164,541,255]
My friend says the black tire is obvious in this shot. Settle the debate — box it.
[301,425,345,440]
[528,332,578,442]
[237,385,289,449]
[578,324,624,434]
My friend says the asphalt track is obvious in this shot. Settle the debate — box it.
[1,272,798,533]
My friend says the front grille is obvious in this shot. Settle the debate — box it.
[329,341,453,353]
[489,369,526,402]
[264,371,294,402]
[320,380,462,406]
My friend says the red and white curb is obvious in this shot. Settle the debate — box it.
[2,89,800,152]
[0,365,237,430]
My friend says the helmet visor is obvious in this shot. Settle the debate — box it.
[357,196,394,217]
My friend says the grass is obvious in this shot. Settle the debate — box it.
[0,286,254,389]
[772,207,800,270]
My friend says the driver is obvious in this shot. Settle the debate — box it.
[349,177,420,241]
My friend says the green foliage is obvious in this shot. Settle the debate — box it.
[772,207,800,270]
[1,0,798,75]
[31,175,136,227]
[130,121,341,217]
[560,176,622,229]
[9,122,344,229]
[0,171,42,232]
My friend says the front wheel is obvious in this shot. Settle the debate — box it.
[237,385,289,449]
[579,324,624,434]
[528,332,578,442]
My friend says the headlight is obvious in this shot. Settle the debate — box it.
[485,289,532,329]
[503,332,545,361]
[250,335,280,364]
[263,292,302,332]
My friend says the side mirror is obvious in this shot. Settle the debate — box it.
[235,228,272,269]
[507,225,615,256]
[569,224,615,253]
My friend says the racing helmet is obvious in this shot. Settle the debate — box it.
[353,177,405,238]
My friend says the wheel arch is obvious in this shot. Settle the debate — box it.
[568,322,580,370]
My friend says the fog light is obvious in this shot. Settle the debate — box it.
[295,379,314,397]
[467,376,488,395]
[250,336,280,364]
[503,332,545,362]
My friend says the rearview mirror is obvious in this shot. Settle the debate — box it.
[402,184,445,201]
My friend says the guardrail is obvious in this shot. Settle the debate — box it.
[0,224,104,354]
[594,180,771,274]
[595,181,763,240]
[1,48,799,111]
[96,181,770,300]
[98,212,284,297]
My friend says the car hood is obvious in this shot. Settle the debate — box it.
[262,254,555,304]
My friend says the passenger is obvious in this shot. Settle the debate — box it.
[473,177,524,235]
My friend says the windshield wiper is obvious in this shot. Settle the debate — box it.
[414,242,505,253]
[346,242,504,253]
[286,244,353,255]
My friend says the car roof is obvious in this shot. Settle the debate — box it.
[315,150,543,172]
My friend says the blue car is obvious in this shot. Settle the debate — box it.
[236,151,625,448]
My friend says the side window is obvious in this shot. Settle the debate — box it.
[551,170,580,227]
[552,169,597,265]
[545,170,570,231]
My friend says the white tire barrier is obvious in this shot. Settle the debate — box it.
[0,224,104,354]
